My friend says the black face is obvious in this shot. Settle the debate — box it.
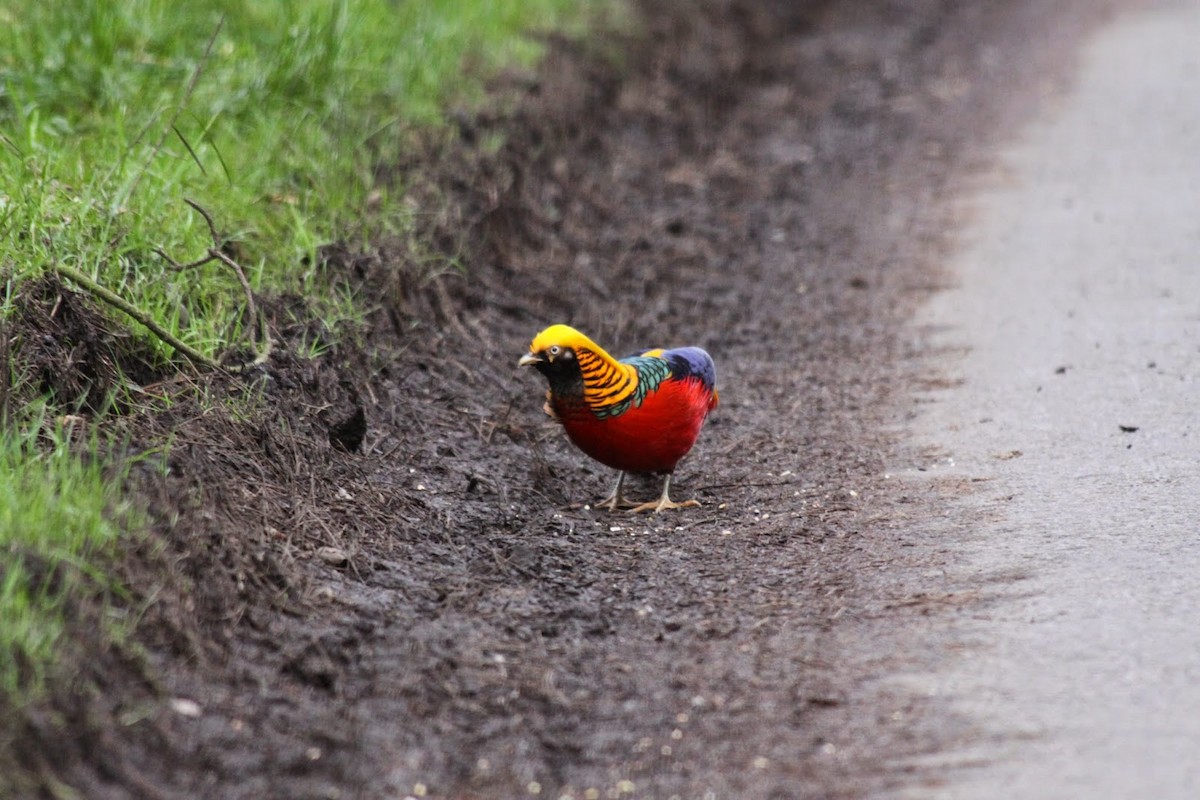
[533,346,583,395]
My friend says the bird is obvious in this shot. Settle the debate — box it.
[518,324,718,513]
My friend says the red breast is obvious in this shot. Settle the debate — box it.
[553,375,715,473]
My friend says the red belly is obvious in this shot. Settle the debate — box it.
[554,377,714,473]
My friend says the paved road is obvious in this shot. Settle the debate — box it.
[901,2,1200,797]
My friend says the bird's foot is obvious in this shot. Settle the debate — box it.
[595,493,639,511]
[629,497,700,514]
[629,473,702,513]
[594,472,638,511]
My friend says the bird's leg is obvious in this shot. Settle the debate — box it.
[630,473,701,514]
[595,471,636,511]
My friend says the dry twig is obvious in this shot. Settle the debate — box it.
[155,198,273,367]
[51,263,218,370]
[54,198,272,372]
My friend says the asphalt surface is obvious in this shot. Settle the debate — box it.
[902,2,1200,796]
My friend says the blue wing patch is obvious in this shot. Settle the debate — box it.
[662,347,716,391]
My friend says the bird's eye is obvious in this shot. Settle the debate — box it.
[549,345,561,356]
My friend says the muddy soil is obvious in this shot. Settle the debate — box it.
[3,1,1109,798]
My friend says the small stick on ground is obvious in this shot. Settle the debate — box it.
[55,199,273,372]
[51,263,218,370]
[155,198,273,367]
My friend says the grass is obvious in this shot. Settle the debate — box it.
[0,408,142,698]
[0,0,610,360]
[0,0,621,700]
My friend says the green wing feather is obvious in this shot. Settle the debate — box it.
[593,355,671,419]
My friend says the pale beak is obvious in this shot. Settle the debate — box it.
[518,352,542,368]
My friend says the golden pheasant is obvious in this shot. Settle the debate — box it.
[519,324,718,513]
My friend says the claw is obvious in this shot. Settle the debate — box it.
[629,496,700,514]
[628,473,700,514]
[595,471,637,511]
[542,390,559,421]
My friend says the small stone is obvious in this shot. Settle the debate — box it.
[316,546,350,567]
[169,698,202,717]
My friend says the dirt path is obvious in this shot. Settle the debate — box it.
[900,4,1200,796]
[7,1,1115,798]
